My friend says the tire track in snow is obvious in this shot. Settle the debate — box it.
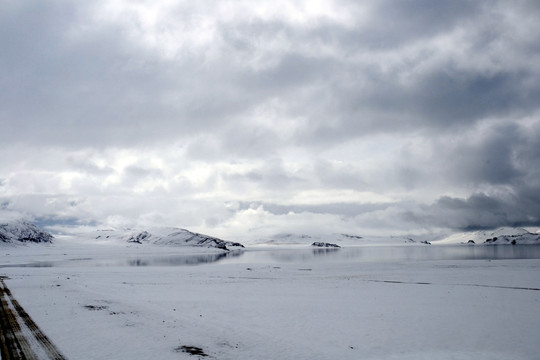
[0,277,67,360]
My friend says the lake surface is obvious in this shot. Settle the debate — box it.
[3,244,540,268]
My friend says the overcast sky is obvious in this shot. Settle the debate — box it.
[1,0,539,239]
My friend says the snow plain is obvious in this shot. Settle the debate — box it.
[1,239,540,360]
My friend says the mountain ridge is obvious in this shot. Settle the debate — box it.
[0,220,54,244]
[89,226,244,250]
[435,227,540,245]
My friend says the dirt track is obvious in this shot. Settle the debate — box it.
[0,277,66,360]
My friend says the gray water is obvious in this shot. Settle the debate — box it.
[3,244,540,268]
[242,244,540,263]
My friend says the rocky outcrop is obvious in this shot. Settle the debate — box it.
[127,231,152,244]
[0,221,54,243]
[189,234,244,251]
[158,230,244,250]
[311,242,341,248]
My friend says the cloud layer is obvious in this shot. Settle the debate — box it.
[1,0,539,238]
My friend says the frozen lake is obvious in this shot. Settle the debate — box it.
[1,243,540,359]
[4,244,540,268]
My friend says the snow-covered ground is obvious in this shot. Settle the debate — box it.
[1,239,540,360]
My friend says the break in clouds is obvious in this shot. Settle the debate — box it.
[1,0,540,239]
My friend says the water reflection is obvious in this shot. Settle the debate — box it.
[312,248,341,256]
[0,250,244,268]
[249,244,540,264]
[2,245,540,268]
[0,261,55,268]
[125,251,243,267]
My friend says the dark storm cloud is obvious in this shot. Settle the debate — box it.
[299,67,540,148]
[397,121,540,231]
[425,187,540,230]
[438,122,524,186]
[350,0,482,49]
[230,0,540,139]
[410,70,539,126]
[279,3,540,144]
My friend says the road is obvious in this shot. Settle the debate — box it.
[0,277,66,360]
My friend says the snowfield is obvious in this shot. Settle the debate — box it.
[1,238,540,360]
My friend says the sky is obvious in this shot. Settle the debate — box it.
[1,0,540,240]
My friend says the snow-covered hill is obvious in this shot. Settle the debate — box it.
[250,232,432,246]
[435,227,540,245]
[0,220,54,244]
[88,227,244,250]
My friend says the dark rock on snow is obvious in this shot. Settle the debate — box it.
[127,231,151,244]
[311,242,341,248]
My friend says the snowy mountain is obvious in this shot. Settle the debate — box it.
[0,220,54,244]
[91,227,244,250]
[435,227,540,245]
[250,232,431,246]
